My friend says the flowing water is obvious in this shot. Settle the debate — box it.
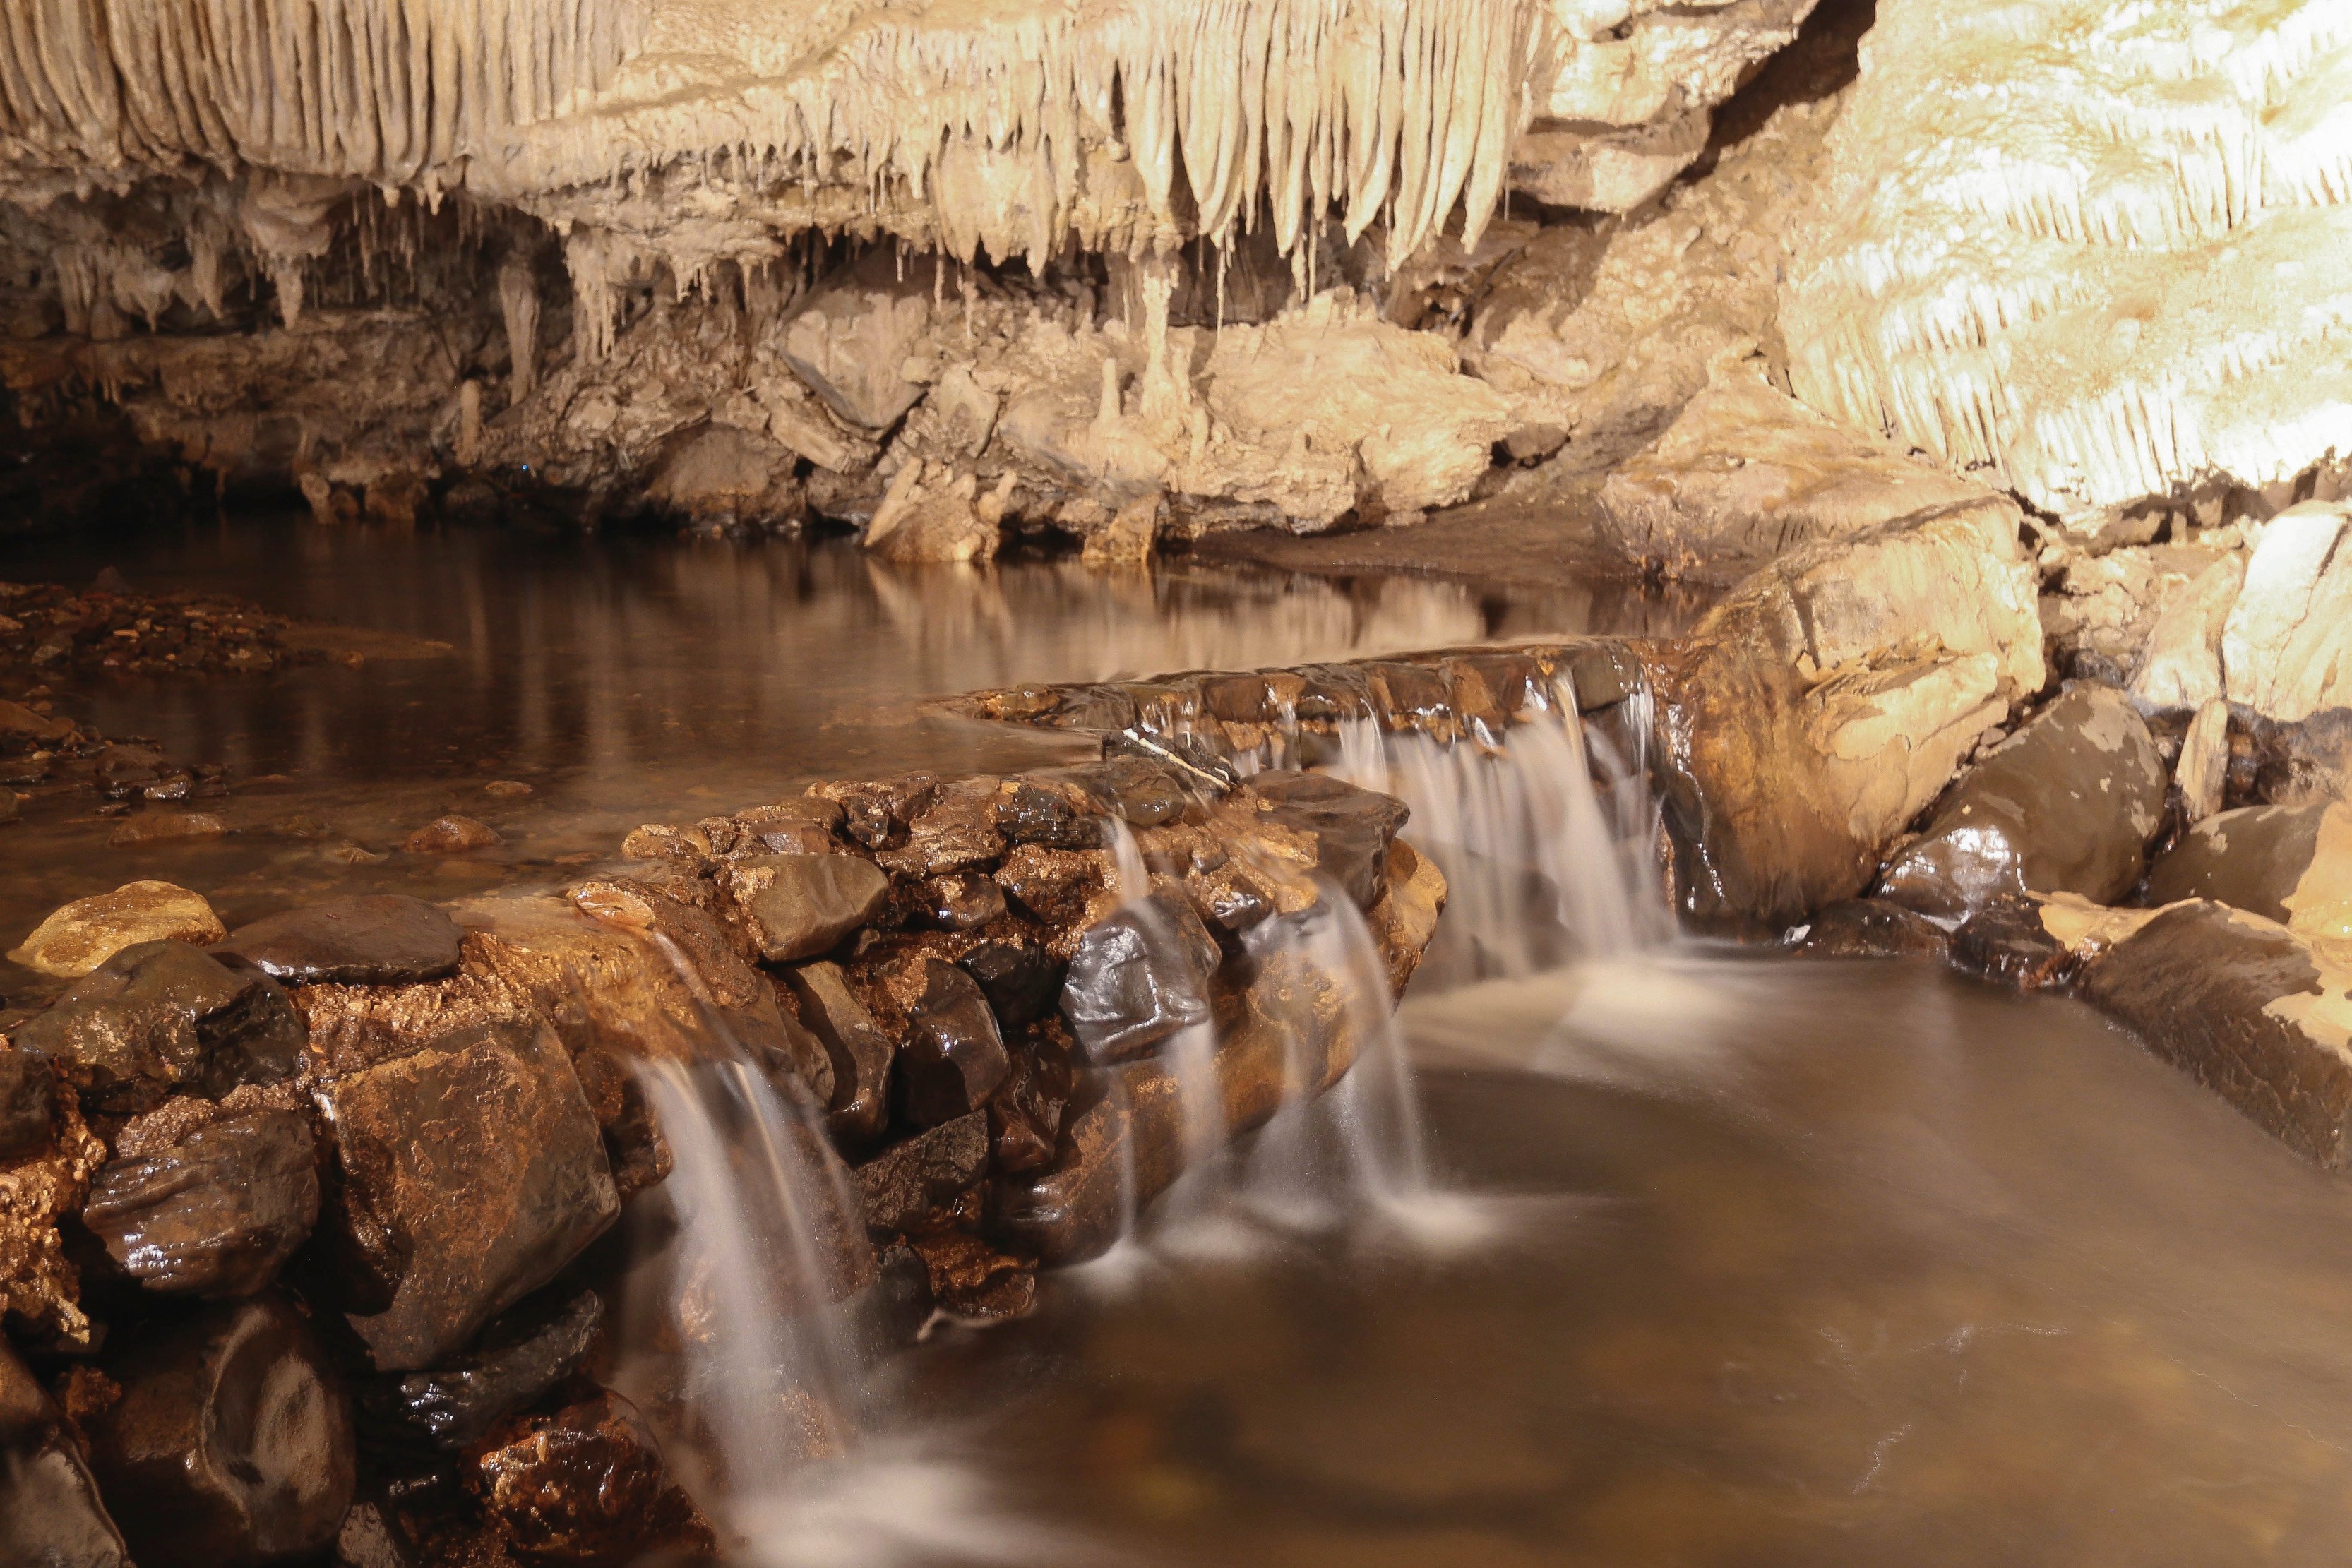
[13,516,2352,1564]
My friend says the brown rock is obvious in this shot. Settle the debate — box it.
[994,844,1111,927]
[1947,897,2077,990]
[1877,683,2168,918]
[905,1229,1036,1319]
[473,1390,711,1567]
[217,894,464,985]
[853,1111,989,1234]
[780,960,894,1143]
[1245,770,1411,909]
[0,1341,129,1568]
[88,1294,356,1568]
[988,1043,1074,1174]
[2144,800,2352,940]
[722,852,891,962]
[364,1288,604,1452]
[2080,901,2352,1166]
[895,959,1009,1127]
[13,942,305,1115]
[80,1107,319,1298]
[956,940,1065,1027]
[911,871,1006,931]
[0,1051,107,1346]
[1793,898,1952,959]
[1058,892,1222,1064]
[328,1017,620,1370]
[0,1047,58,1163]
[403,815,502,854]
[7,880,226,978]
[107,810,227,847]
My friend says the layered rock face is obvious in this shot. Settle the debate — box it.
[1781,0,2352,529]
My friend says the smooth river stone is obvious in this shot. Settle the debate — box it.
[81,1107,319,1298]
[1,1341,129,1568]
[218,893,463,984]
[13,941,305,1115]
[725,852,891,962]
[895,959,1009,1127]
[1247,770,1412,908]
[363,1288,603,1452]
[1059,892,1222,1064]
[328,1017,619,1370]
[88,1294,356,1568]
[6,879,225,978]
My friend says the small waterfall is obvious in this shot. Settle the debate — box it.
[1327,681,1666,986]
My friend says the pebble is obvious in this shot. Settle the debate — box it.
[404,815,503,854]
[483,780,533,798]
[107,810,227,847]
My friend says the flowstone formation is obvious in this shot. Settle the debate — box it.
[1781,0,2352,531]
[0,0,1817,541]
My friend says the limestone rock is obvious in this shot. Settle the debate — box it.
[2175,697,2231,824]
[88,1294,356,1568]
[1510,107,1712,215]
[724,853,892,963]
[364,1288,603,1452]
[2241,708,2352,809]
[2146,801,2352,941]
[473,1390,710,1567]
[2221,503,2352,722]
[217,894,463,985]
[80,1106,318,1298]
[2132,555,2246,710]
[2080,902,2352,1167]
[328,1017,619,1371]
[7,881,225,978]
[13,942,305,1115]
[861,460,1003,563]
[956,940,1065,1028]
[894,959,1010,1127]
[1594,361,1995,583]
[781,255,933,431]
[1875,684,2168,919]
[853,1111,989,1235]
[1,1341,129,1568]
[645,422,805,532]
[1060,893,1223,1064]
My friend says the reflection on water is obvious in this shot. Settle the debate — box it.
[0,517,1687,976]
[905,958,2352,1567]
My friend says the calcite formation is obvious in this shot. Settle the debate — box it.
[1781,0,2352,526]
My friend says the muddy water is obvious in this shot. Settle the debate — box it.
[905,957,2352,1567]
[0,515,1674,984]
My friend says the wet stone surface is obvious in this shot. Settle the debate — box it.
[1246,769,1412,908]
[1,1341,129,1568]
[80,1105,318,1298]
[957,939,1066,1027]
[1060,891,1223,1063]
[472,1389,710,1567]
[6,880,225,979]
[725,851,893,962]
[362,1288,604,1453]
[782,959,895,1143]
[895,958,1010,1127]
[13,940,304,1115]
[854,1110,991,1234]
[217,893,464,986]
[0,1046,58,1161]
[1793,897,1952,959]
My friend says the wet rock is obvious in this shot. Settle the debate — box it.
[734,796,843,854]
[994,844,1109,926]
[988,1044,1074,1174]
[1060,892,1222,1063]
[1793,899,1951,959]
[956,940,1065,1027]
[364,1289,603,1452]
[724,852,891,962]
[1202,874,1277,932]
[473,1389,710,1565]
[895,959,1010,1127]
[1246,770,1411,908]
[1063,756,1188,827]
[14,941,305,1115]
[107,810,227,847]
[218,894,464,984]
[0,1047,59,1162]
[81,1106,318,1298]
[2240,707,2352,808]
[2145,801,2352,938]
[880,782,1008,877]
[7,880,226,978]
[0,786,16,825]
[780,960,894,1144]
[402,815,502,854]
[328,1017,620,1370]
[853,1111,989,1234]
[484,780,534,798]
[1947,897,2077,989]
[820,774,939,850]
[88,1294,356,1568]
[912,871,1005,931]
[1,1341,129,1568]
[864,1242,936,1350]
[905,1229,1036,1320]
[2080,901,2352,1166]
[1876,683,2168,919]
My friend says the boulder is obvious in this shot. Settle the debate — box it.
[2240,707,2352,808]
[472,1390,710,1566]
[106,810,227,846]
[780,960,894,1143]
[328,1017,620,1370]
[2079,901,2352,1166]
[1059,892,1223,1063]
[861,462,1003,563]
[2144,801,2352,940]
[1791,898,1950,960]
[993,783,1102,849]
[2221,502,2352,721]
[1875,683,2168,918]
[1245,771,1411,909]
[644,422,804,531]
[1,1342,129,1568]
[7,881,225,978]
[1061,757,1188,827]
[852,1111,989,1234]
[88,1294,355,1568]
[363,1288,603,1452]
[1650,501,2044,928]
[894,959,1010,1127]
[987,1043,1074,1173]
[722,853,891,963]
[216,894,462,984]
[13,942,305,1115]
[80,1106,318,1298]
